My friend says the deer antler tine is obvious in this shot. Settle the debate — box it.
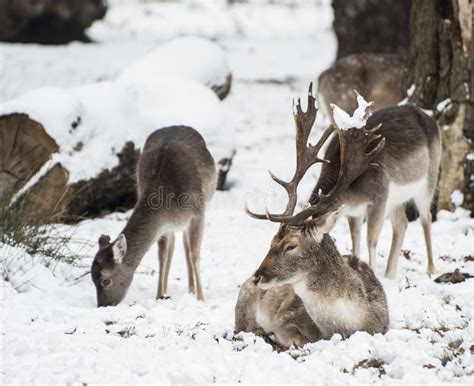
[245,203,268,220]
[268,170,288,188]
[308,82,316,99]
[365,137,386,156]
[265,207,273,220]
[314,156,331,164]
[313,124,337,152]
[246,83,338,223]
[367,123,382,133]
[293,96,303,117]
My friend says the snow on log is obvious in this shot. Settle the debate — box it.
[121,36,232,100]
[0,39,233,222]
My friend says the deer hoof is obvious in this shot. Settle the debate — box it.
[427,265,437,277]
[384,270,396,280]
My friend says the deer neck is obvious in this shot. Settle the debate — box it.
[121,203,164,270]
[292,235,362,338]
[293,235,348,297]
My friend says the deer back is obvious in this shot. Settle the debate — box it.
[312,105,441,206]
[137,125,217,210]
[318,53,407,120]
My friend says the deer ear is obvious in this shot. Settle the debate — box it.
[320,206,343,233]
[305,206,343,241]
[98,234,111,248]
[112,234,127,263]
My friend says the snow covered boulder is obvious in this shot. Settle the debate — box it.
[120,36,232,100]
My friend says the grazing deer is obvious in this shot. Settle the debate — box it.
[91,126,216,306]
[235,84,389,347]
[318,53,406,124]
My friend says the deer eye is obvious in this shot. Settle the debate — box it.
[285,245,297,252]
[101,279,111,287]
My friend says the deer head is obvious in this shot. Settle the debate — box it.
[246,83,385,289]
[91,234,134,306]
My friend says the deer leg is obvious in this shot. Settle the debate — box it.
[187,214,206,301]
[414,195,436,276]
[275,326,308,348]
[366,204,385,271]
[421,212,436,276]
[384,205,408,279]
[157,234,171,299]
[183,231,195,294]
[163,233,175,294]
[348,216,362,257]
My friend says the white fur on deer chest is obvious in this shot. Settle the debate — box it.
[293,282,364,339]
[255,302,276,334]
[342,203,368,218]
[386,177,427,210]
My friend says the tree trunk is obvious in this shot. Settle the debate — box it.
[0,0,107,44]
[405,0,472,213]
[331,0,411,59]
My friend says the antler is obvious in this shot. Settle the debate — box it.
[270,126,385,225]
[245,82,336,220]
[246,83,386,226]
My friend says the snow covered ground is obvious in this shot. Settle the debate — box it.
[1,0,473,383]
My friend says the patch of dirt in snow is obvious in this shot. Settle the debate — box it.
[1,1,474,384]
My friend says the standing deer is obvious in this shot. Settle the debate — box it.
[318,53,407,124]
[235,84,389,347]
[310,99,441,279]
[91,126,217,306]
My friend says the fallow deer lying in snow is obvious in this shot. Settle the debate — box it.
[235,84,389,347]
[318,53,406,124]
[91,126,217,306]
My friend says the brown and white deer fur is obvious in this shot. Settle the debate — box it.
[318,53,406,124]
[311,103,441,278]
[91,126,216,306]
[235,84,389,347]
